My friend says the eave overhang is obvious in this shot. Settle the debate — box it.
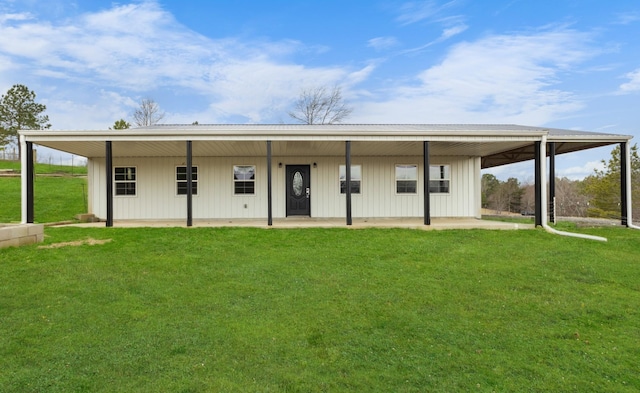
[19,124,632,167]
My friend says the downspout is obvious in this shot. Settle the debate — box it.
[624,141,640,230]
[539,135,607,242]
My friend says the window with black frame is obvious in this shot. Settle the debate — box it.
[395,164,417,194]
[114,167,136,196]
[234,165,255,194]
[339,165,361,194]
[176,166,198,195]
[429,165,450,193]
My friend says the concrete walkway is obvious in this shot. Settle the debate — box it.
[63,217,534,230]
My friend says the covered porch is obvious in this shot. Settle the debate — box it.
[19,124,634,233]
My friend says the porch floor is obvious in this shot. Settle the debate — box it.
[64,217,534,230]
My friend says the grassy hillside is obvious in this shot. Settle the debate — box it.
[0,159,87,175]
[1,226,639,392]
[0,160,87,223]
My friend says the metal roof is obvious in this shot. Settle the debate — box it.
[20,124,632,169]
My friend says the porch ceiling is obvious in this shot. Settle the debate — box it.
[31,139,536,159]
[481,141,617,168]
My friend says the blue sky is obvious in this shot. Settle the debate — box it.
[1,0,639,181]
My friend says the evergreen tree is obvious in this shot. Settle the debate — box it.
[582,144,640,220]
[110,119,131,130]
[0,84,51,158]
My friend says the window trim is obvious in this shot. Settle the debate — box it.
[339,164,362,194]
[114,166,137,197]
[429,164,451,194]
[395,164,418,194]
[233,165,256,196]
[176,165,198,196]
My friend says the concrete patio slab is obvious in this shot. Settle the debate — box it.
[61,217,534,230]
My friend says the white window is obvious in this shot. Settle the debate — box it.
[429,165,450,193]
[396,165,417,194]
[114,167,136,196]
[234,165,255,195]
[176,166,198,195]
[339,165,361,194]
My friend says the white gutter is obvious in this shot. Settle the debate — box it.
[539,135,608,242]
[20,135,27,224]
[624,143,640,230]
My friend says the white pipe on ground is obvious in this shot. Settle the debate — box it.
[539,135,608,242]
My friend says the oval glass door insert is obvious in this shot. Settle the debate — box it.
[293,171,304,196]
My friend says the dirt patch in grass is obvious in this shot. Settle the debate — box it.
[39,238,112,249]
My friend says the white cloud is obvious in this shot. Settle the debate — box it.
[394,1,467,51]
[46,90,139,130]
[557,160,605,180]
[441,24,467,40]
[0,12,34,23]
[396,0,462,26]
[0,2,607,135]
[396,1,440,25]
[352,29,593,124]
[401,22,468,54]
[368,36,399,51]
[482,161,535,183]
[0,1,357,126]
[615,12,640,25]
[619,69,640,92]
[346,63,378,86]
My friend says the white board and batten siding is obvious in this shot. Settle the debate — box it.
[87,155,481,221]
[88,157,270,220]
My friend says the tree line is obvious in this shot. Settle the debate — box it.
[483,144,640,221]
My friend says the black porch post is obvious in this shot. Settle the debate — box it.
[267,141,273,226]
[423,141,431,225]
[345,141,352,226]
[106,141,113,227]
[26,141,34,223]
[549,142,556,223]
[620,142,629,227]
[186,141,193,227]
[534,141,543,227]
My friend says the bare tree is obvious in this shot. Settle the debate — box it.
[520,183,536,215]
[555,177,590,217]
[132,98,165,127]
[288,85,353,124]
[485,177,523,214]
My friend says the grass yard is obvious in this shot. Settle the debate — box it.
[0,176,87,223]
[0,160,87,223]
[1,226,639,392]
[0,159,87,176]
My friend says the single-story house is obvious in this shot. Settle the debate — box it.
[18,124,635,229]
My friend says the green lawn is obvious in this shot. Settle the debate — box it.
[0,159,87,176]
[1,226,639,392]
[0,160,87,223]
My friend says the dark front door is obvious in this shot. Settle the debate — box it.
[286,165,311,216]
